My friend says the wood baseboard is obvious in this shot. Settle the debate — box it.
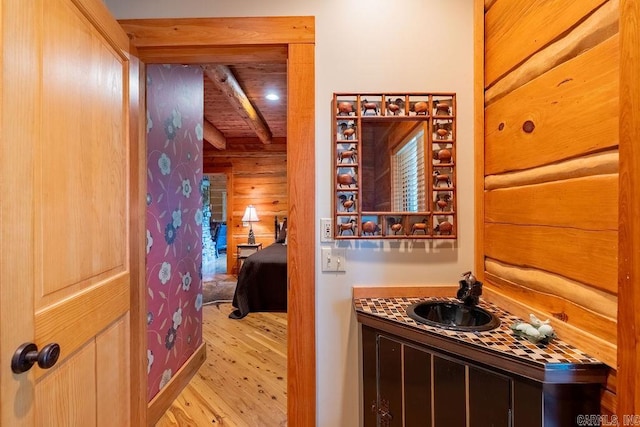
[147,343,206,426]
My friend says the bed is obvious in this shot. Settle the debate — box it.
[229,217,288,319]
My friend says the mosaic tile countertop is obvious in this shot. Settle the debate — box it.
[354,297,604,369]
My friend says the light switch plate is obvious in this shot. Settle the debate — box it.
[321,247,346,272]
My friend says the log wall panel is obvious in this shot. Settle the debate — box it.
[484,270,616,348]
[484,223,617,293]
[486,269,619,396]
[484,0,497,12]
[485,34,619,175]
[601,370,618,416]
[480,0,621,413]
[234,176,287,195]
[602,389,617,416]
[226,159,287,176]
[485,151,618,190]
[485,0,619,105]
[484,174,618,230]
[485,260,616,320]
[485,0,608,87]
[483,276,616,368]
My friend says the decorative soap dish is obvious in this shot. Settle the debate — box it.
[511,314,556,344]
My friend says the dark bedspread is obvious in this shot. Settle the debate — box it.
[229,243,287,319]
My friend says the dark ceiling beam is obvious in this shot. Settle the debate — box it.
[203,64,273,145]
[203,119,226,150]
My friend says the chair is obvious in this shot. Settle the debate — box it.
[214,223,227,256]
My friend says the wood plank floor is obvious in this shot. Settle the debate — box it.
[156,302,287,426]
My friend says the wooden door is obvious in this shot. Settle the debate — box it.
[1,0,134,425]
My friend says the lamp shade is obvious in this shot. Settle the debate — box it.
[242,205,259,222]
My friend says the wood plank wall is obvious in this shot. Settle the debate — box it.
[480,0,619,414]
[203,137,287,272]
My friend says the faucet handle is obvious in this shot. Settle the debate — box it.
[461,271,476,286]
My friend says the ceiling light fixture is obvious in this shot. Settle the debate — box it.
[265,93,280,101]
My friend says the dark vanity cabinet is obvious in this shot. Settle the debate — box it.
[361,325,600,427]
[363,331,433,427]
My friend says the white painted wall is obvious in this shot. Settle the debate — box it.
[104,0,474,425]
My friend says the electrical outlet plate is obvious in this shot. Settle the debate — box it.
[320,218,333,242]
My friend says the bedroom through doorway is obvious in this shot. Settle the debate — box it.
[192,60,289,424]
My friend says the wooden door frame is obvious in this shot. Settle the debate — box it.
[618,0,640,415]
[119,17,317,426]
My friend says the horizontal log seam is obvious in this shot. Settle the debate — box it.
[484,272,617,343]
[483,285,616,367]
[485,0,619,104]
[485,258,617,319]
[485,151,618,189]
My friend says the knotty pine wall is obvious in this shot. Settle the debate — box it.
[479,0,619,414]
[203,137,287,273]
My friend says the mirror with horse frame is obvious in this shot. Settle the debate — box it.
[333,92,457,239]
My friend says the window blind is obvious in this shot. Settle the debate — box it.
[392,130,425,212]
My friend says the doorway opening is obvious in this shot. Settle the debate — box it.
[123,16,316,427]
[203,172,228,278]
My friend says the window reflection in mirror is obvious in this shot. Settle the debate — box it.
[361,120,428,213]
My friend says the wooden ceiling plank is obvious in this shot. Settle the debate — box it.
[203,64,273,145]
[203,120,227,150]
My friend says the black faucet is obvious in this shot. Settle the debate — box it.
[457,271,482,306]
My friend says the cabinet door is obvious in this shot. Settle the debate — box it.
[433,356,466,426]
[362,326,378,427]
[378,336,403,426]
[513,378,542,427]
[543,383,601,427]
[468,366,511,427]
[404,345,432,427]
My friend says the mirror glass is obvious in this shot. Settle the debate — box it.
[360,119,428,212]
